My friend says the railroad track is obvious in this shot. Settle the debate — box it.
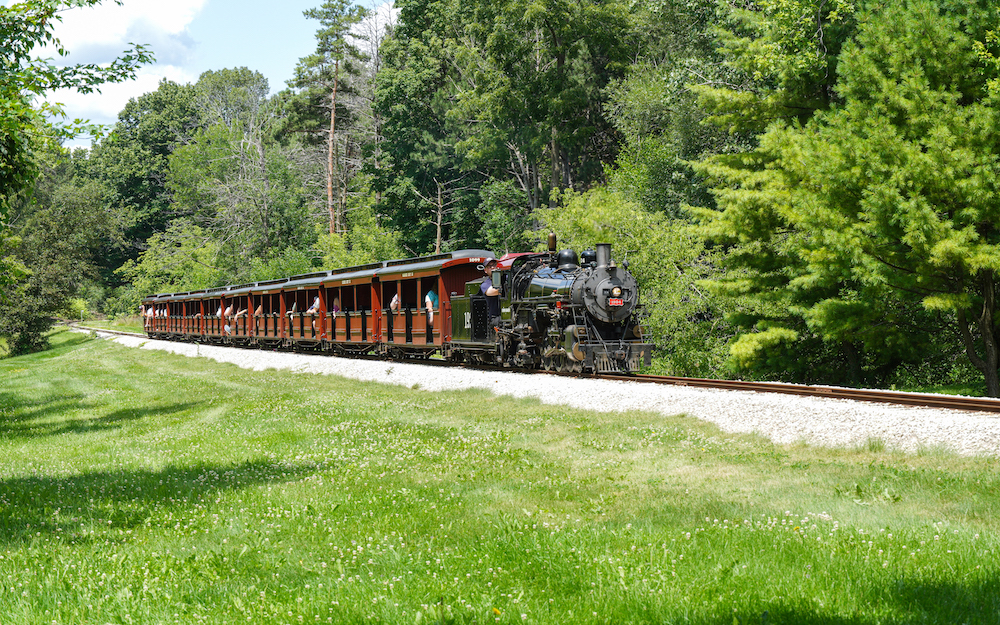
[73,324,1000,414]
[598,373,1000,414]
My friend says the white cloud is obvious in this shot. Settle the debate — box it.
[49,65,197,123]
[33,0,206,146]
[40,0,203,67]
[52,0,204,49]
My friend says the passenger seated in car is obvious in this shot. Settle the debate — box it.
[425,289,438,325]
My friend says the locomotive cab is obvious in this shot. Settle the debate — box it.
[455,268,507,342]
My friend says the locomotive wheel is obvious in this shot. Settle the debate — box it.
[542,356,555,371]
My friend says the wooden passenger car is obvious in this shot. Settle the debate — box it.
[141,250,494,358]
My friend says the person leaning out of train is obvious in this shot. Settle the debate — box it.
[425,289,438,325]
[254,304,263,316]
[331,297,341,316]
[481,258,501,328]
[223,304,234,335]
[305,296,321,333]
[389,293,400,312]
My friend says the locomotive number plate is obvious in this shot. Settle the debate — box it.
[608,298,624,307]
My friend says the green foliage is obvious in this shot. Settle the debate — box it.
[374,0,636,250]
[0,169,119,354]
[372,0,485,253]
[537,187,731,376]
[694,0,857,131]
[87,79,198,283]
[314,202,403,267]
[167,69,316,281]
[695,0,1000,391]
[291,0,370,122]
[0,0,152,299]
[246,247,317,282]
[604,0,744,221]
[114,222,224,313]
[457,0,633,201]
[478,179,531,253]
[61,297,88,320]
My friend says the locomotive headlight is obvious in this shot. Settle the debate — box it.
[611,286,623,297]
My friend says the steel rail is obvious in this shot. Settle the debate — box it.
[599,373,1000,414]
[71,324,1000,414]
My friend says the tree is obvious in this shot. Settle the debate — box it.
[695,0,1000,393]
[371,0,485,253]
[457,0,634,207]
[293,0,370,234]
[604,0,734,219]
[0,0,152,300]
[87,80,198,284]
[114,222,224,314]
[314,200,403,268]
[1,165,121,353]
[167,69,314,282]
[693,0,858,133]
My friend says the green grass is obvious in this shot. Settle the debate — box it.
[78,315,145,334]
[1,328,998,624]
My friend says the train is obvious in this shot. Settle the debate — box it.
[142,236,653,373]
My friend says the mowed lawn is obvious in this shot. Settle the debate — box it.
[1,330,998,624]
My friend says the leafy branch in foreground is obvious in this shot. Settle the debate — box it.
[0,0,153,339]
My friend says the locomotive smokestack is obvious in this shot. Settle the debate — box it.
[596,243,611,268]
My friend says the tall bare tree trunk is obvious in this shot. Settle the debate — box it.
[435,180,443,254]
[327,59,340,234]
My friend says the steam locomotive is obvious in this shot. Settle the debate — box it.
[143,236,652,373]
[447,237,651,373]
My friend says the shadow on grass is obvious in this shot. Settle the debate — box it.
[0,459,318,545]
[724,585,1000,625]
[0,391,91,428]
[0,393,204,439]
[12,327,93,360]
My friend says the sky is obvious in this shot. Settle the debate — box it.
[27,0,395,147]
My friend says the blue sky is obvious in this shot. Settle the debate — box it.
[34,0,394,147]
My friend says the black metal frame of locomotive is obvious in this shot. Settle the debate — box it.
[143,238,652,374]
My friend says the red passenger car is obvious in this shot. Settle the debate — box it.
[142,250,493,357]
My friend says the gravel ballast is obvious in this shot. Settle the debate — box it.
[103,333,1000,457]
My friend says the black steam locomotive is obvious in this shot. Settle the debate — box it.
[446,237,652,373]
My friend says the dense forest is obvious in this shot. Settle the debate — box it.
[4,0,1000,395]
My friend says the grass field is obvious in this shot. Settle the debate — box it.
[77,316,146,335]
[1,329,998,624]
